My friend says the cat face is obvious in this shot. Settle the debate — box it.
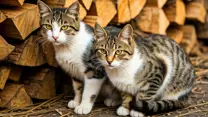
[94,23,135,68]
[37,0,80,45]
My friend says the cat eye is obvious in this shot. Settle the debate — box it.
[61,25,70,30]
[115,50,123,55]
[44,24,52,30]
[99,49,107,54]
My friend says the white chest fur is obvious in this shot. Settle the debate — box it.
[106,49,143,95]
[54,22,93,79]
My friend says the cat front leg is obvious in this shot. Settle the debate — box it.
[74,76,105,114]
[68,78,83,109]
[117,92,132,116]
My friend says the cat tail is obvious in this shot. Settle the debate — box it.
[130,97,191,114]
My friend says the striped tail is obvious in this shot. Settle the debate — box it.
[130,98,190,115]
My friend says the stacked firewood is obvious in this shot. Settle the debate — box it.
[0,0,207,109]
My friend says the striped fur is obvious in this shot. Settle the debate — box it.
[93,23,195,116]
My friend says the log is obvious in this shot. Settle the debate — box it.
[196,14,208,39]
[80,0,92,10]
[146,0,167,8]
[180,25,197,54]
[0,0,25,6]
[41,41,58,67]
[0,11,6,23]
[186,0,206,23]
[167,26,183,43]
[135,7,170,34]
[115,0,146,23]
[22,68,56,99]
[7,35,47,66]
[0,83,32,109]
[0,35,15,60]
[87,0,117,27]
[163,0,186,25]
[41,0,86,20]
[0,3,40,40]
[83,15,99,27]
[8,65,23,82]
[0,65,11,89]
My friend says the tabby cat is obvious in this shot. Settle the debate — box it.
[93,23,195,117]
[37,0,120,114]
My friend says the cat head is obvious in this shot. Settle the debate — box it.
[37,0,80,45]
[94,23,136,68]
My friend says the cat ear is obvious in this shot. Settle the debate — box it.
[118,24,134,44]
[94,23,107,41]
[65,2,79,19]
[37,0,52,17]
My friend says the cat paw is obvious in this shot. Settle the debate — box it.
[117,106,130,116]
[130,110,144,117]
[67,100,79,109]
[104,98,121,107]
[74,105,92,114]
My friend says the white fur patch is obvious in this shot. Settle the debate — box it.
[117,106,130,116]
[130,110,144,117]
[105,49,143,94]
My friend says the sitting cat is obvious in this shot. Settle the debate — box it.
[93,23,195,117]
[37,0,120,114]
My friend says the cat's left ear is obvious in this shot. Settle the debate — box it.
[65,2,79,20]
[118,24,134,44]
[94,23,107,41]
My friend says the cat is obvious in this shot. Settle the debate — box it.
[93,23,195,117]
[37,0,120,114]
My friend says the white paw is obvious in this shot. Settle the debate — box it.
[130,110,144,117]
[74,105,92,114]
[104,98,121,107]
[117,106,130,116]
[67,100,79,109]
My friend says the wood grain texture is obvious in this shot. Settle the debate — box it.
[87,0,116,27]
[164,0,186,25]
[0,0,25,6]
[167,26,183,43]
[7,35,46,66]
[0,3,40,40]
[146,0,167,8]
[83,15,99,27]
[8,65,23,82]
[135,7,170,34]
[0,35,15,60]
[0,11,6,23]
[0,83,32,109]
[0,65,11,89]
[80,0,92,10]
[22,68,56,99]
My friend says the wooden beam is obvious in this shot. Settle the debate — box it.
[0,3,40,40]
[167,26,183,43]
[0,65,11,89]
[0,35,15,60]
[0,83,32,109]
[0,0,25,6]
[146,0,167,8]
[22,68,56,99]
[164,0,186,25]
[186,0,206,23]
[180,25,197,54]
[87,0,117,27]
[42,0,87,20]
[135,7,170,34]
[116,0,146,23]
[0,11,6,23]
[7,35,47,66]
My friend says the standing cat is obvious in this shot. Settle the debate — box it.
[93,23,195,117]
[37,0,120,114]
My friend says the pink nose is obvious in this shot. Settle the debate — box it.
[52,36,58,40]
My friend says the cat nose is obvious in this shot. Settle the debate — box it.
[52,36,58,40]
[107,60,112,65]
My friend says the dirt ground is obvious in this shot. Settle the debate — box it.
[1,77,208,117]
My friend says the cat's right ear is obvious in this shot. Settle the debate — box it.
[94,23,107,41]
[37,0,52,17]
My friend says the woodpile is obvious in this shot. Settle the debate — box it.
[0,0,207,109]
